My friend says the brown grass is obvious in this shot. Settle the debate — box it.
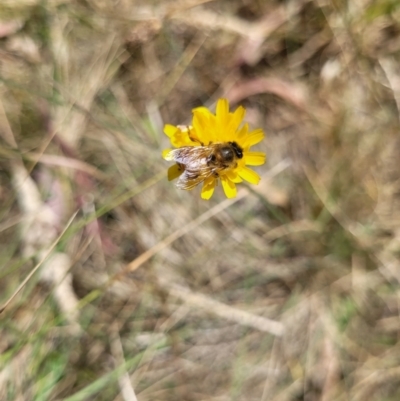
[1,0,400,400]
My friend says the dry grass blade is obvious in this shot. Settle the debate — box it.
[124,160,290,274]
[2,0,400,399]
[0,211,78,313]
[110,327,139,401]
[166,283,284,336]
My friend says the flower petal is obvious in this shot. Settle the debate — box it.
[201,177,216,200]
[238,166,261,184]
[193,109,213,144]
[164,124,179,138]
[168,164,183,181]
[221,175,237,198]
[225,170,243,183]
[244,151,266,166]
[228,106,246,140]
[192,106,212,116]
[235,123,249,146]
[244,128,264,148]
[162,148,173,160]
[182,125,202,145]
[165,125,199,147]
[216,99,229,123]
[216,99,230,141]
[170,128,195,148]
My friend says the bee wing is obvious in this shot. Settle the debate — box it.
[167,147,216,190]
[176,167,214,190]
[165,147,208,164]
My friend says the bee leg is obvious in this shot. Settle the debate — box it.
[189,135,203,145]
[187,126,204,145]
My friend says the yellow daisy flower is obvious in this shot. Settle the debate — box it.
[163,98,266,200]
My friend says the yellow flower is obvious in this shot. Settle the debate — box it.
[163,98,266,199]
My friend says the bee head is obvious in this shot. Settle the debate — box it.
[229,142,243,159]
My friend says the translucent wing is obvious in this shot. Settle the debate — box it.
[165,146,217,190]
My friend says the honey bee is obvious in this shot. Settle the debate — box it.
[165,141,244,190]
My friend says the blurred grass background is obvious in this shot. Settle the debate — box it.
[2,0,400,400]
